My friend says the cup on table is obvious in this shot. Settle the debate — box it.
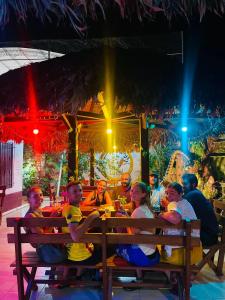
[104,208,111,218]
[114,199,121,211]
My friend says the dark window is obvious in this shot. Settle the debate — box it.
[0,142,13,188]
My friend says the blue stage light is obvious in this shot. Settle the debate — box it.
[181,126,188,132]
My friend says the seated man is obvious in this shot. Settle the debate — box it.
[160,182,202,266]
[149,173,165,211]
[62,181,100,263]
[82,180,112,206]
[112,173,132,204]
[182,173,218,246]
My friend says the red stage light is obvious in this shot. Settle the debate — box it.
[33,129,39,135]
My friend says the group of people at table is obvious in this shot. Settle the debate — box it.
[25,172,218,287]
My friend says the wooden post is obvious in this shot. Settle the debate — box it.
[90,148,95,186]
[139,115,149,185]
[62,114,78,180]
[184,220,192,300]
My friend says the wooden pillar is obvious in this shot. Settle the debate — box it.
[139,115,149,185]
[90,148,95,186]
[62,114,78,180]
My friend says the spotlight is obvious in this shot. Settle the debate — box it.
[113,145,117,150]
[33,128,39,135]
[106,128,112,134]
[181,126,188,132]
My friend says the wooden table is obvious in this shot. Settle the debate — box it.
[41,204,116,217]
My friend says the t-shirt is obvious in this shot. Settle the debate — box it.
[164,199,200,257]
[131,204,155,256]
[184,189,218,246]
[112,185,131,203]
[62,204,93,261]
[150,185,165,208]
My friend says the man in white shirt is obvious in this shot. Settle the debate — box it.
[149,173,165,211]
[159,182,202,266]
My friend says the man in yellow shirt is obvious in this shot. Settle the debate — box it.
[62,181,100,263]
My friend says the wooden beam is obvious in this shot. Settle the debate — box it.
[62,114,78,180]
[140,115,149,185]
[90,148,95,186]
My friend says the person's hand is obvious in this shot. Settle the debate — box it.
[50,207,62,217]
[160,197,169,209]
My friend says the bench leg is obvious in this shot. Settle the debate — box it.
[198,245,219,273]
[184,272,190,300]
[16,267,25,300]
[107,269,113,300]
[216,245,225,276]
[25,267,37,299]
[176,273,185,300]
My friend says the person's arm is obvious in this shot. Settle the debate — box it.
[105,191,112,205]
[159,210,182,225]
[68,210,100,242]
[82,191,96,206]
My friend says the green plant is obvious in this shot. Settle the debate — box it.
[149,143,173,179]
[22,159,37,192]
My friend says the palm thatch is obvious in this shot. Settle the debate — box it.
[0,47,182,114]
[1,1,225,34]
[0,45,225,116]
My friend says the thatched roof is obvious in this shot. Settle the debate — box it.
[1,1,225,34]
[0,44,225,116]
[0,47,182,114]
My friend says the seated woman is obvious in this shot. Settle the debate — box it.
[82,180,112,206]
[116,182,160,267]
[25,186,66,264]
[159,182,202,266]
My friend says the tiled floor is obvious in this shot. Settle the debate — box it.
[1,202,225,300]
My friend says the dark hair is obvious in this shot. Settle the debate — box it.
[149,173,159,188]
[149,173,159,179]
[168,182,183,194]
[66,181,82,192]
[27,186,42,199]
[182,173,198,187]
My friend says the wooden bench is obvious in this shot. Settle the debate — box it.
[7,217,108,300]
[196,200,225,276]
[7,217,201,300]
[105,217,200,300]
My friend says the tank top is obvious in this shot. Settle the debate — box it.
[92,190,106,206]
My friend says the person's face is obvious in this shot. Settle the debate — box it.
[29,188,43,210]
[149,175,157,186]
[130,184,146,205]
[165,187,181,202]
[67,184,83,204]
[182,178,192,193]
[121,174,131,187]
[97,181,107,193]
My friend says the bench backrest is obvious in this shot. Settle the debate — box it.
[7,217,104,245]
[105,217,200,247]
[7,217,200,244]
